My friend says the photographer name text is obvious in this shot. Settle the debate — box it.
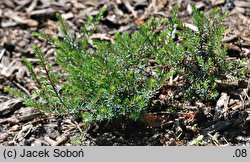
[3,148,84,159]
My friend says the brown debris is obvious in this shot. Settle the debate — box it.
[3,0,15,8]
[211,0,226,7]
[0,98,23,116]
[3,10,38,27]
[44,134,68,146]
[0,0,249,146]
[234,1,250,8]
[14,107,41,122]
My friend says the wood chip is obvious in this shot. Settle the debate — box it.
[44,136,57,146]
[54,135,68,146]
[234,1,250,8]
[221,35,239,43]
[211,0,225,6]
[123,0,137,17]
[89,33,114,44]
[26,0,38,13]
[22,19,38,27]
[14,107,41,122]
[16,124,33,141]
[0,49,6,61]
[1,21,18,28]
[0,60,22,78]
[32,139,43,146]
[0,98,23,116]
[29,8,55,17]
[214,93,229,121]
[195,1,206,10]
[143,112,175,128]
[44,135,68,146]
[3,0,15,8]
[62,12,74,20]
[7,116,20,125]
[236,136,250,142]
[204,119,234,134]
[4,10,38,27]
[241,37,250,47]
[187,4,192,15]
[184,23,198,32]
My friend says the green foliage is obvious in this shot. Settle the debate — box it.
[70,136,82,145]
[165,6,245,101]
[5,6,246,124]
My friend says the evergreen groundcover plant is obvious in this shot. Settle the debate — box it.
[5,6,245,125]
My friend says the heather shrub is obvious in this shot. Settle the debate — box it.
[5,6,245,124]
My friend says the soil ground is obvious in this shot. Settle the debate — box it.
[0,0,250,146]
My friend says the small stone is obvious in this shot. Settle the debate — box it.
[83,140,91,146]
[7,141,15,146]
[0,84,4,90]
[19,139,30,146]
[32,139,42,146]
[168,138,176,146]
[11,125,20,131]
[18,40,27,48]
[46,127,60,140]
[186,126,192,131]
[159,94,167,100]
[191,125,198,133]
[187,4,192,15]
[28,137,35,144]
[246,114,250,122]
[7,116,20,124]
[0,133,8,141]
[65,143,72,146]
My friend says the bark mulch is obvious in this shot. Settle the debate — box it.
[0,0,250,146]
